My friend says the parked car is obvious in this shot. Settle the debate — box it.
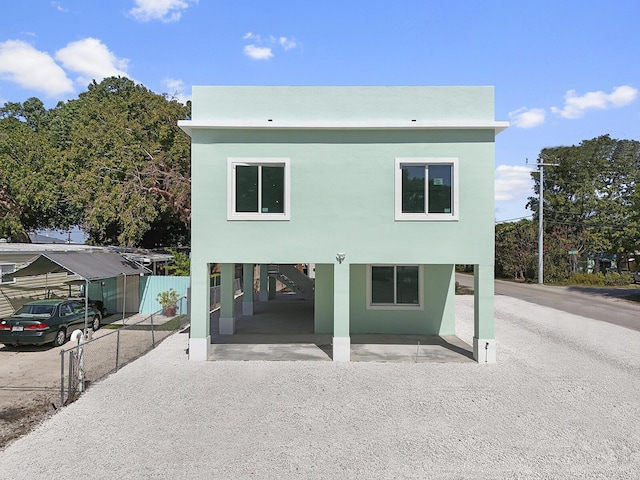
[0,299,100,347]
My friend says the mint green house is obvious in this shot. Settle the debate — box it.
[179,86,508,363]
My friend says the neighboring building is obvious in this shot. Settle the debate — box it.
[179,86,508,363]
[0,243,176,318]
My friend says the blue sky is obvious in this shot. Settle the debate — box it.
[2,0,639,227]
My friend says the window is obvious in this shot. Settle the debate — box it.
[395,158,458,220]
[367,265,423,309]
[228,158,290,220]
[0,264,16,284]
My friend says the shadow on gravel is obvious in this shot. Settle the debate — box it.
[567,285,640,303]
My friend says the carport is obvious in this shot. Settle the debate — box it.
[5,251,149,332]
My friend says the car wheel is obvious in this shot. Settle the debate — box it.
[53,329,67,347]
[92,315,101,332]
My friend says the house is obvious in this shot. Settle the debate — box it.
[179,86,508,363]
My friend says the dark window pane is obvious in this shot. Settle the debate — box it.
[261,166,284,213]
[371,266,394,304]
[236,165,258,212]
[402,165,425,213]
[428,165,452,214]
[396,266,419,304]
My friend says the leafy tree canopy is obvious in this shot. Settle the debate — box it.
[0,77,191,247]
[527,135,640,275]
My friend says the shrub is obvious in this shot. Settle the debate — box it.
[566,272,632,286]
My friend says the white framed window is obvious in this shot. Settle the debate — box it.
[227,158,291,221]
[395,157,458,221]
[366,264,423,310]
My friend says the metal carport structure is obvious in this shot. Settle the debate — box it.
[4,251,149,332]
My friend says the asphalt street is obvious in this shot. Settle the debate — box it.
[455,273,640,332]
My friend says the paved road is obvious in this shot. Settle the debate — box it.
[455,273,640,332]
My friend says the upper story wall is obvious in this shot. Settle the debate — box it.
[190,86,497,124]
[181,87,508,265]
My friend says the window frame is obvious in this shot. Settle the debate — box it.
[394,157,459,221]
[366,264,424,310]
[227,157,291,221]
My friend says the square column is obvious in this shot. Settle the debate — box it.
[473,264,496,363]
[333,259,350,362]
[259,264,269,301]
[219,263,236,335]
[242,263,255,315]
[189,261,211,361]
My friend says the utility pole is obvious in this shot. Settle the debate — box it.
[535,158,559,285]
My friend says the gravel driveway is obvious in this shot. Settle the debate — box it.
[1,296,639,479]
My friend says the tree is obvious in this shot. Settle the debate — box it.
[164,248,190,276]
[0,101,74,241]
[528,136,640,275]
[48,77,191,246]
[495,219,537,281]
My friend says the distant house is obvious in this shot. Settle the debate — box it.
[179,86,508,363]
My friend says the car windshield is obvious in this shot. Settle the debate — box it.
[14,304,55,317]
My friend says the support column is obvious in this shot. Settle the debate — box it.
[259,264,269,301]
[189,261,211,361]
[473,264,496,363]
[219,263,236,335]
[333,259,350,362]
[242,263,254,315]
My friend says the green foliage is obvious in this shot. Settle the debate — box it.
[565,272,632,286]
[165,249,190,276]
[157,288,179,308]
[495,219,537,281]
[529,136,640,264]
[0,77,191,247]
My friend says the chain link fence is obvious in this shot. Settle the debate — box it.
[59,297,188,405]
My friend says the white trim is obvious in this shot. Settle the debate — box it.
[179,120,509,134]
[189,336,211,361]
[366,264,424,310]
[227,157,291,221]
[332,336,351,362]
[394,157,459,221]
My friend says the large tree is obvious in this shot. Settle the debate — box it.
[0,99,76,241]
[48,77,191,246]
[0,78,191,247]
[528,135,640,272]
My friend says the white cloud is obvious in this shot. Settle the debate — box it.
[551,85,638,119]
[0,40,74,96]
[244,44,273,60]
[162,77,189,104]
[51,2,68,13]
[279,37,297,50]
[242,32,298,60]
[495,165,533,202]
[55,38,130,87]
[509,107,546,129]
[129,0,197,23]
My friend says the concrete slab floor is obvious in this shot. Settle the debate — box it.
[207,293,473,363]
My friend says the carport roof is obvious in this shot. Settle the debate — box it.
[5,251,149,281]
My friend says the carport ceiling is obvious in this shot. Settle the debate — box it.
[5,251,149,281]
